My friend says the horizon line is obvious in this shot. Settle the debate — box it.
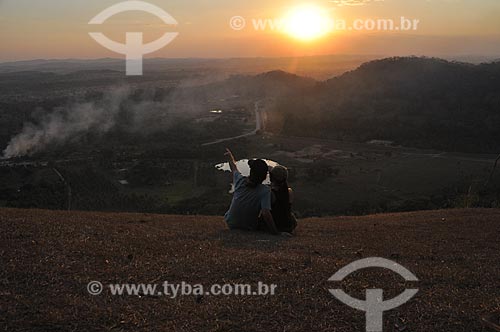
[2,53,500,65]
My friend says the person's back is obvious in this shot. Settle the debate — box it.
[223,150,278,234]
[224,170,270,230]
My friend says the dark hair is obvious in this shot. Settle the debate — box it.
[246,159,268,188]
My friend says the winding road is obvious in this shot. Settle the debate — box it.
[201,100,265,147]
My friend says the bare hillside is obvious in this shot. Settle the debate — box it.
[0,208,499,331]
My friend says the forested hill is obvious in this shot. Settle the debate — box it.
[269,57,500,153]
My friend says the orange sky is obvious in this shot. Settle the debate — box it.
[1,0,500,61]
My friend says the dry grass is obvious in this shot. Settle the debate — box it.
[0,208,499,331]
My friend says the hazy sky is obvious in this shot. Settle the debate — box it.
[1,0,500,60]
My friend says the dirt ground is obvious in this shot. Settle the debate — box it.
[0,208,499,331]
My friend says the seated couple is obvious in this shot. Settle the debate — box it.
[223,148,297,235]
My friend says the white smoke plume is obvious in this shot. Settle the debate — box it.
[1,74,246,159]
[3,87,130,158]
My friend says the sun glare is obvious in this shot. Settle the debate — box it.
[284,5,330,41]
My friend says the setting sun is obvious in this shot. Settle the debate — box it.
[284,5,330,41]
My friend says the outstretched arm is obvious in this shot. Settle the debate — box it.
[225,148,238,173]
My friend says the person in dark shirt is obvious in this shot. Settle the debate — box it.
[269,165,297,233]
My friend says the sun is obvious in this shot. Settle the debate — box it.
[284,5,330,41]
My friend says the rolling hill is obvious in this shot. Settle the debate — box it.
[268,57,500,153]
